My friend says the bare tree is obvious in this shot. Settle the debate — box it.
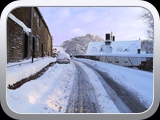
[141,40,153,53]
[141,9,154,40]
[61,34,105,55]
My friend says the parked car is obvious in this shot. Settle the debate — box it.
[56,52,71,64]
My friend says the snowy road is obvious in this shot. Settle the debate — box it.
[74,60,148,113]
[28,60,120,113]
[66,61,100,113]
[66,60,148,113]
[7,58,151,113]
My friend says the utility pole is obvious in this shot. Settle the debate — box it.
[30,7,34,63]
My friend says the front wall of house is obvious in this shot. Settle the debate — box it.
[7,18,23,62]
[47,33,52,56]
[11,7,31,29]
[7,7,31,63]
[7,7,53,63]
[32,8,50,58]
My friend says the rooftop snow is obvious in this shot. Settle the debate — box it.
[86,40,141,55]
[8,13,31,35]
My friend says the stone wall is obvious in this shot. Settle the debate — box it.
[7,7,31,62]
[7,7,53,63]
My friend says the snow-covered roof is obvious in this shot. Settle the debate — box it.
[8,13,31,35]
[86,40,141,55]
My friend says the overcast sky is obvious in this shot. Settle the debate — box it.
[38,7,149,46]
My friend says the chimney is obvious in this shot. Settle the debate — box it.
[105,33,110,40]
[105,33,111,45]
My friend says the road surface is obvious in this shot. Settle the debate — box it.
[65,60,147,113]
[13,59,148,113]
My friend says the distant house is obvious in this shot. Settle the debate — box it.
[86,40,141,55]
[82,33,153,70]
[7,7,53,63]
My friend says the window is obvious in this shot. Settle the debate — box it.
[36,37,40,51]
[37,15,40,28]
[34,12,36,17]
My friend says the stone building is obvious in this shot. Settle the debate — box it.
[7,7,53,63]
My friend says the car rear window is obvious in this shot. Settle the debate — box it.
[57,53,70,59]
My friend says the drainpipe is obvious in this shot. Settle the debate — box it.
[30,7,34,63]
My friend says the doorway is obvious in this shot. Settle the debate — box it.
[41,43,44,57]
[23,34,28,59]
[32,37,35,58]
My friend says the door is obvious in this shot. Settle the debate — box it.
[32,37,35,58]
[41,43,44,57]
[23,34,28,59]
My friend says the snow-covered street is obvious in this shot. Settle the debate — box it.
[6,57,153,114]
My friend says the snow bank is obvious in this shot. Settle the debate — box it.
[6,57,56,87]
[7,62,76,113]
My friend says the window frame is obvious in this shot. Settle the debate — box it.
[36,37,40,51]
[37,15,40,28]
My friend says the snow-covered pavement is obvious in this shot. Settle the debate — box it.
[74,58,153,109]
[6,57,153,113]
[72,60,120,113]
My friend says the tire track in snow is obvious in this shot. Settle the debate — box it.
[75,60,148,113]
[66,61,120,113]
[66,61,100,113]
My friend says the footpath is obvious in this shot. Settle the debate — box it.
[7,57,56,89]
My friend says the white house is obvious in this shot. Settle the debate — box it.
[86,40,141,55]
[84,39,152,70]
